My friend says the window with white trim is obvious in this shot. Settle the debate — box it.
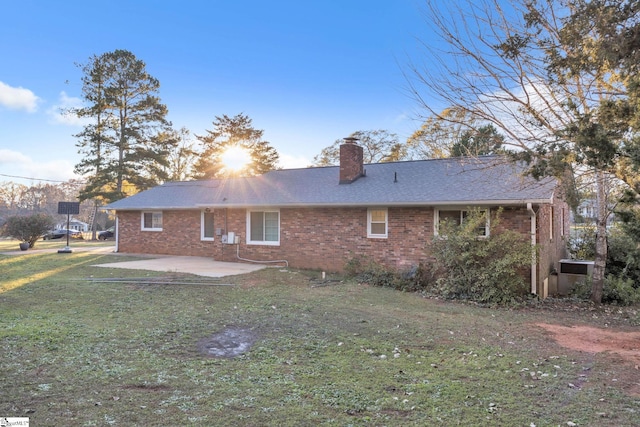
[435,208,489,237]
[201,210,215,241]
[141,211,163,231]
[247,209,280,245]
[367,208,388,238]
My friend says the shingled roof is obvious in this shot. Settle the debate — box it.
[104,156,558,211]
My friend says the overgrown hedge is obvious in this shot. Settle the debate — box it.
[344,209,534,305]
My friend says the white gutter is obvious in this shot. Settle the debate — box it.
[527,203,537,294]
[104,199,555,212]
[190,199,553,210]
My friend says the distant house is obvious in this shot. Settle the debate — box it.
[57,218,89,232]
[572,198,616,225]
[104,141,569,297]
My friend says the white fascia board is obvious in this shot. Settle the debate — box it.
[195,199,552,209]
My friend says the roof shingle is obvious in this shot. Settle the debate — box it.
[104,156,557,210]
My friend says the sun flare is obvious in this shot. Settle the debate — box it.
[221,145,251,172]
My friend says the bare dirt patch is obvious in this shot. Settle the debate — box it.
[536,324,640,365]
[536,323,640,396]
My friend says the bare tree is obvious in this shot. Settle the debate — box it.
[313,130,406,166]
[164,127,198,181]
[406,0,634,302]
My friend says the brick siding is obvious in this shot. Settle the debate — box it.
[117,207,433,271]
[116,201,569,288]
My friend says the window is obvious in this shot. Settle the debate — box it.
[201,210,215,241]
[367,208,388,238]
[435,208,489,237]
[247,210,280,245]
[141,211,162,231]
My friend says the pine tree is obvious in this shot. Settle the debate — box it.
[192,113,279,179]
[73,49,174,202]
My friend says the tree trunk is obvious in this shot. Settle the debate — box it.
[590,170,608,304]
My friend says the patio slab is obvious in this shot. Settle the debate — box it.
[92,255,266,278]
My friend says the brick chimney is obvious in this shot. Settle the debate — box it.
[339,137,364,184]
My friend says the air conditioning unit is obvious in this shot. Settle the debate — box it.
[557,259,594,295]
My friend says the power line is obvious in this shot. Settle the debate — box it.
[0,173,85,183]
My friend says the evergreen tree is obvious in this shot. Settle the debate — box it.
[73,49,174,202]
[451,124,505,157]
[192,113,279,179]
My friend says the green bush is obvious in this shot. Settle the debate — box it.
[602,275,640,305]
[606,225,640,285]
[343,255,430,292]
[427,208,534,305]
[344,209,534,305]
[568,222,640,303]
[1,213,55,248]
[572,274,640,306]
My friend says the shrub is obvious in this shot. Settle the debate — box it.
[572,274,640,306]
[427,208,534,305]
[568,223,640,303]
[606,225,640,285]
[601,275,640,305]
[1,213,55,248]
[343,255,430,292]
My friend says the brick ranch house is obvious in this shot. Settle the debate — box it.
[104,141,569,297]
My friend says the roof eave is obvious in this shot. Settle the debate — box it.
[103,198,553,212]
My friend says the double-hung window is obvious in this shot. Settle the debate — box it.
[367,208,388,238]
[201,210,215,241]
[435,208,489,237]
[247,210,280,245]
[141,211,163,231]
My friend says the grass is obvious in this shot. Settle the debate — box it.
[1,239,639,426]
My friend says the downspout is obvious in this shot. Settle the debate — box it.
[527,203,537,295]
[114,215,119,253]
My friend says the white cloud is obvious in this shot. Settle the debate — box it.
[0,149,31,165]
[47,91,88,126]
[0,149,79,183]
[23,158,79,182]
[0,81,40,112]
[278,153,311,169]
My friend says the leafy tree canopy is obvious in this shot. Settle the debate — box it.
[406,107,474,159]
[312,130,406,166]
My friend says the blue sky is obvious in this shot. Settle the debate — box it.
[1,0,434,185]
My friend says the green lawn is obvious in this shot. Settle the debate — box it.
[1,240,639,426]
